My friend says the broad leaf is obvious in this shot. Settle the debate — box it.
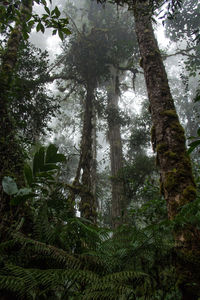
[43,163,58,171]
[45,144,58,163]
[55,153,66,162]
[33,147,45,175]
[2,176,18,195]
[24,164,33,186]
[187,139,200,154]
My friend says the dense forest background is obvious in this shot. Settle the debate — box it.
[0,0,200,299]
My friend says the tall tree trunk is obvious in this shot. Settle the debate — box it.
[133,1,200,298]
[0,0,33,238]
[106,66,126,228]
[79,81,97,223]
[91,105,98,211]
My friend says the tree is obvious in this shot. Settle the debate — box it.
[123,101,158,209]
[133,2,200,298]
[0,0,33,238]
[10,42,59,144]
[58,0,137,224]
[57,1,110,222]
[100,5,138,227]
[106,67,125,228]
[0,0,71,237]
[97,0,200,298]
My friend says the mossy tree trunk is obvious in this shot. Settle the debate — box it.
[133,1,200,298]
[106,66,126,228]
[0,0,33,237]
[79,80,97,223]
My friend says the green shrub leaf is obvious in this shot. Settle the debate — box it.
[2,176,18,195]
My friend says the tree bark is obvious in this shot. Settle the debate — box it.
[91,105,98,211]
[133,0,200,298]
[106,66,126,228]
[79,81,97,223]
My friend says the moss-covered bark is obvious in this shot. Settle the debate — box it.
[133,0,200,298]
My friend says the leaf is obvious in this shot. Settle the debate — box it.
[43,163,58,171]
[45,144,58,163]
[58,30,64,41]
[41,0,47,5]
[24,164,33,186]
[36,171,55,180]
[62,28,71,35]
[22,31,29,40]
[54,6,61,18]
[187,140,200,154]
[33,147,45,175]
[55,153,66,162]
[45,144,66,164]
[2,176,18,195]
[44,6,50,15]
[46,144,58,163]
[28,20,35,28]
[40,23,45,33]
[188,140,200,148]
[36,22,41,32]
[10,188,35,205]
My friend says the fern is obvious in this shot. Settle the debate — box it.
[12,232,81,269]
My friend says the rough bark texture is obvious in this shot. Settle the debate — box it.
[133,1,200,298]
[79,81,97,223]
[0,0,33,239]
[106,66,126,228]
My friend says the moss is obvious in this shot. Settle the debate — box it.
[182,185,197,203]
[170,121,186,146]
[82,202,91,209]
[156,142,168,153]
[161,109,177,118]
[164,171,178,192]
[163,150,177,159]
[170,120,185,135]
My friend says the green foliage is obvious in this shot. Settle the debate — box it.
[2,144,66,207]
[0,0,71,40]
[0,142,183,300]
[9,42,60,143]
[2,176,34,205]
[1,1,200,299]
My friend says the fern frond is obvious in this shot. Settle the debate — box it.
[0,264,100,299]
[13,233,81,269]
[102,270,150,283]
[0,239,16,254]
